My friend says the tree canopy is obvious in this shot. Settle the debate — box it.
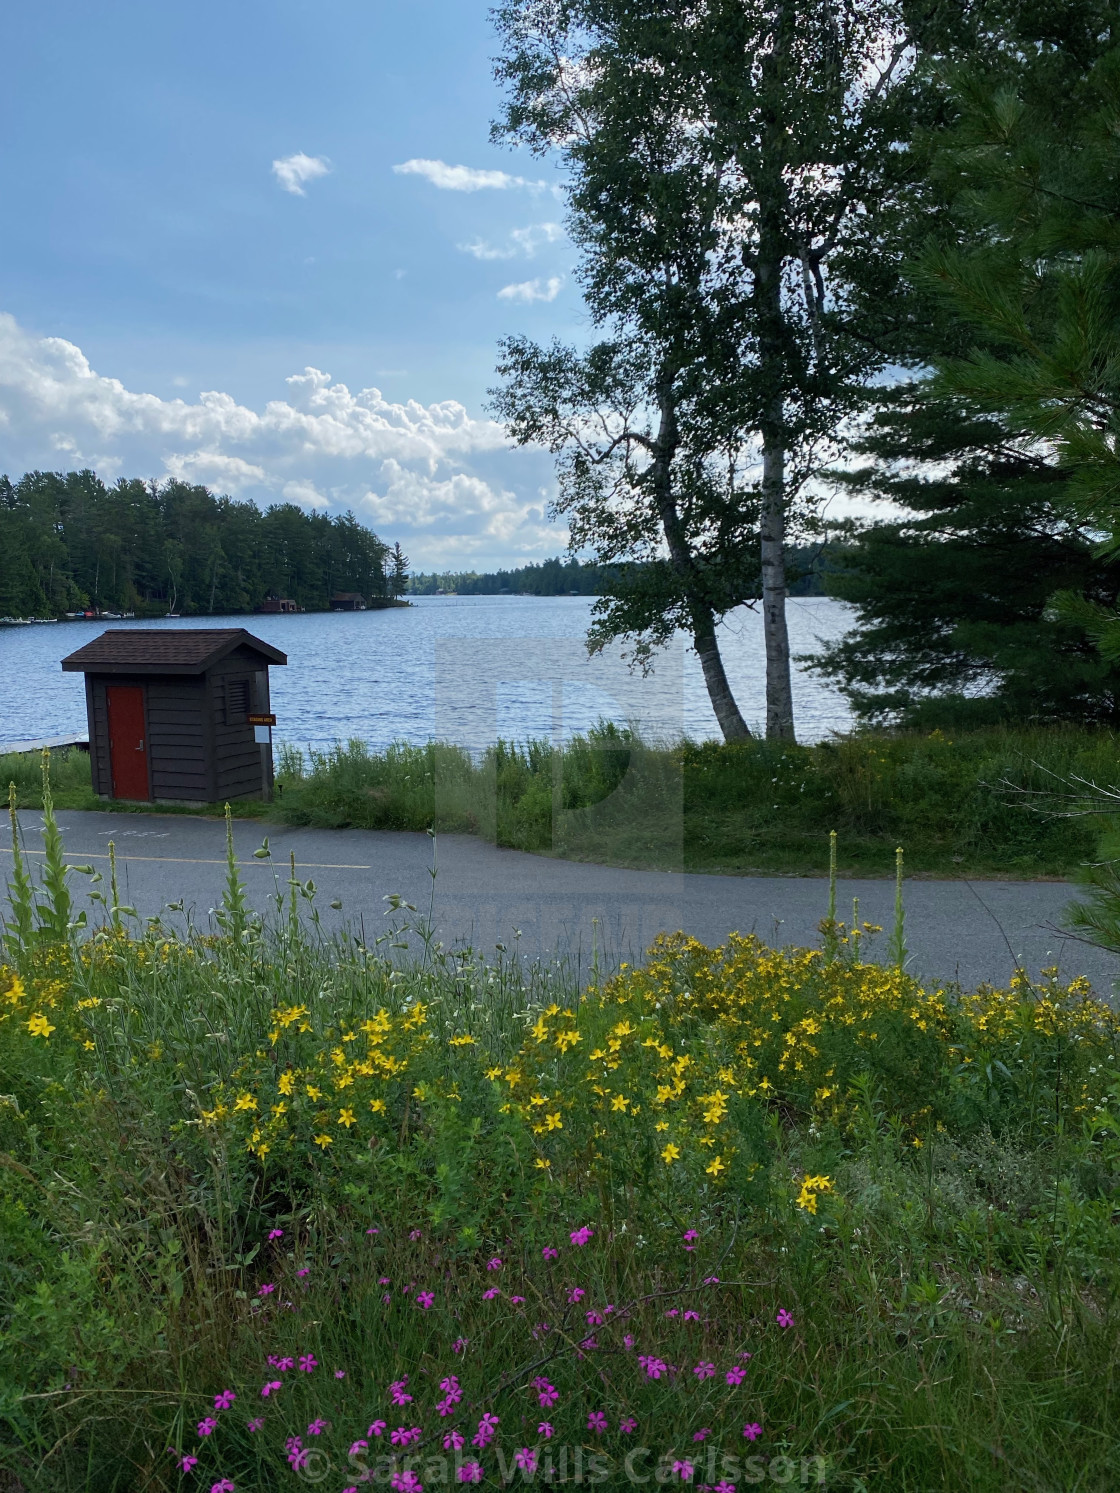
[0,470,399,617]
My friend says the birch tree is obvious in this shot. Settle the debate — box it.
[491,0,923,739]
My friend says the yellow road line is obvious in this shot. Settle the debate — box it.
[0,848,371,870]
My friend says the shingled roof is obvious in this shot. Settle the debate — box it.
[61,629,287,675]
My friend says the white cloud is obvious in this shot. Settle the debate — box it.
[272,153,332,196]
[282,479,331,510]
[460,223,565,260]
[497,276,564,304]
[393,158,548,193]
[0,311,565,567]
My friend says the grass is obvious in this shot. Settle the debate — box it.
[10,723,1118,878]
[0,796,1119,1489]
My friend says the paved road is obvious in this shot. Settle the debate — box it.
[2,809,1115,994]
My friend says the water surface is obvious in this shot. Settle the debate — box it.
[0,596,856,751]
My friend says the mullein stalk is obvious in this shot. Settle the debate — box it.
[822,830,840,962]
[889,845,908,970]
[37,749,73,941]
[4,782,35,959]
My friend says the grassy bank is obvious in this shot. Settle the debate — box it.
[1,809,1119,1490]
[9,724,1117,878]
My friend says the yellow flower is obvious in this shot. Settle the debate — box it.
[610,1094,629,1112]
[449,1034,476,1046]
[554,1029,581,1052]
[486,1066,503,1081]
[705,1155,727,1176]
[655,1120,669,1132]
[278,1071,296,1096]
[534,1157,552,1170]
[795,1174,834,1214]
[338,1107,357,1128]
[661,1142,681,1165]
[313,1133,333,1149]
[26,1013,55,1039]
[545,1112,563,1131]
[306,1084,322,1101]
[369,1098,386,1114]
[233,1092,258,1112]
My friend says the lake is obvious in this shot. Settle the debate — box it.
[0,595,857,752]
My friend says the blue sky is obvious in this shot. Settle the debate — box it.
[0,0,582,568]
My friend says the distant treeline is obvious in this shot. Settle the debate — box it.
[409,548,835,598]
[0,470,405,617]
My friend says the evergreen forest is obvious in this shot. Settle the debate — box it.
[0,470,403,617]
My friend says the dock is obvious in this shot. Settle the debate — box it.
[1,735,89,756]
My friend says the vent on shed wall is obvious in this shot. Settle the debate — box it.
[225,678,250,723]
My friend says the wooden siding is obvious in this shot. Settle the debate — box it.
[209,650,273,801]
[148,680,209,801]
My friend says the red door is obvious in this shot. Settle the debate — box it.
[106,686,150,800]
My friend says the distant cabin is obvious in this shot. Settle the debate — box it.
[61,629,286,804]
[257,597,301,614]
[329,592,368,611]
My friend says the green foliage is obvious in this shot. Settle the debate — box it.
[0,469,395,617]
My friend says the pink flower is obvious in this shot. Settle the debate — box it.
[587,1411,607,1435]
[440,1375,462,1397]
[693,1429,711,1443]
[538,1422,554,1439]
[391,1472,423,1493]
[487,1257,502,1270]
[299,1354,318,1372]
[367,1226,381,1235]
[726,1366,747,1386]
[247,1418,264,1433]
[738,1351,753,1362]
[619,1417,637,1435]
[742,1423,762,1441]
[665,1308,679,1318]
[714,1482,736,1493]
[257,1283,275,1297]
[570,1225,593,1247]
[638,1355,668,1380]
[307,1418,328,1436]
[197,1418,218,1437]
[532,1323,551,1339]
[586,1310,604,1326]
[261,1381,282,1397]
[443,1431,465,1451]
[542,1246,559,1261]
[623,1334,635,1350]
[379,1277,391,1285]
[537,1384,559,1409]
[703,1276,720,1286]
[297,1268,310,1278]
[472,1413,500,1449]
[391,1426,422,1446]
[684,1311,700,1322]
[349,1440,369,1457]
[776,1309,794,1329]
[451,1337,467,1354]
[693,1362,715,1380]
[416,1292,435,1309]
[211,1482,235,1493]
[409,1229,423,1241]
[672,1460,694,1483]
[382,1292,392,1304]
[335,1369,346,1379]
[368,1421,387,1437]
[579,1335,598,1351]
[389,1377,413,1406]
[567,1287,586,1304]
[276,1357,294,1371]
[457,1463,482,1483]
[214,1390,236,1410]
[683,1229,699,1243]
[177,1455,198,1473]
[514,1449,539,1473]
[482,1287,501,1300]
[268,1228,284,1240]
[510,1295,525,1305]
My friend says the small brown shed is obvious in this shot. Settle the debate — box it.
[61,629,287,804]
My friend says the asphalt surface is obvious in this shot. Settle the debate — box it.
[2,809,1116,994]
